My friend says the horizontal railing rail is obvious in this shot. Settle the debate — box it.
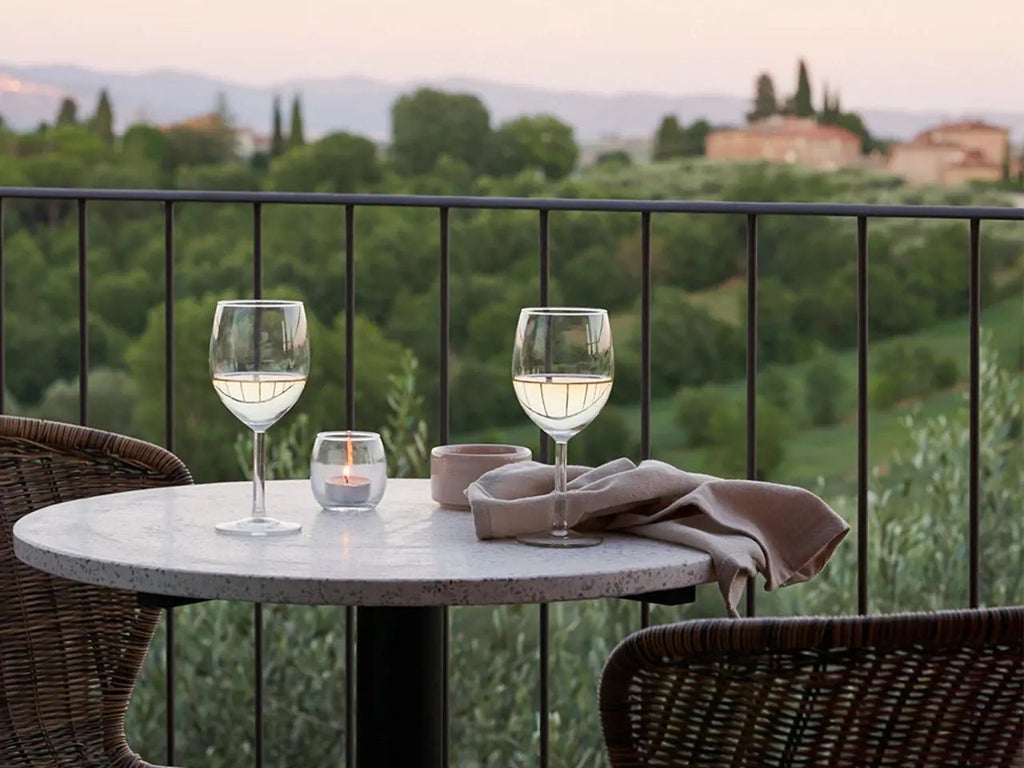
[1,185,1023,219]
[0,186,1015,219]
[0,186,1020,768]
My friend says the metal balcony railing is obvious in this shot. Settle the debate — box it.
[0,186,1021,767]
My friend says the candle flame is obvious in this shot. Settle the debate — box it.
[343,436,354,483]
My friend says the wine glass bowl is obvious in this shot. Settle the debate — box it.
[210,299,310,535]
[512,307,613,547]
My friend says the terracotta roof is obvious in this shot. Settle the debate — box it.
[894,140,964,151]
[914,121,1009,146]
[717,118,859,143]
[927,120,1007,133]
[161,113,230,132]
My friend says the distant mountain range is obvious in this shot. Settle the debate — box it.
[2,63,1023,145]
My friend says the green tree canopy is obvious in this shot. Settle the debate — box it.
[390,88,492,176]
[177,163,261,191]
[652,116,709,160]
[289,95,305,149]
[34,367,137,435]
[56,97,78,127]
[653,115,685,160]
[271,96,285,158]
[122,123,174,184]
[746,72,777,122]
[269,131,382,192]
[487,114,578,180]
[89,89,115,147]
[164,115,237,169]
[683,119,711,157]
[803,352,848,426]
[792,59,815,117]
[705,397,790,480]
[819,105,875,154]
[594,149,632,168]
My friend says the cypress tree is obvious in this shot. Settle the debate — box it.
[289,95,305,149]
[652,115,684,160]
[271,96,286,157]
[56,97,78,126]
[793,59,814,117]
[214,92,233,125]
[746,73,778,123]
[90,89,115,147]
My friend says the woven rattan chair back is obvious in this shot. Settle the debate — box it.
[0,416,192,768]
[600,607,1024,767]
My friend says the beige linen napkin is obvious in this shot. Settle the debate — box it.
[466,458,849,616]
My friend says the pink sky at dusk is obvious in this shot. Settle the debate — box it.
[5,0,1021,112]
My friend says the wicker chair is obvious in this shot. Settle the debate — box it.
[0,416,193,768]
[600,607,1024,767]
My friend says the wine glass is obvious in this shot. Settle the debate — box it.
[210,299,310,535]
[512,307,613,547]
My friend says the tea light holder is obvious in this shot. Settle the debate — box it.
[310,431,387,511]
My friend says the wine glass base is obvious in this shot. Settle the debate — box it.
[516,531,602,548]
[215,517,302,536]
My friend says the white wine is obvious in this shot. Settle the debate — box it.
[212,371,307,430]
[513,373,613,439]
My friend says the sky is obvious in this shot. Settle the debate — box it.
[4,0,1022,112]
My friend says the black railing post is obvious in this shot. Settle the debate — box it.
[251,200,264,768]
[857,216,869,616]
[537,207,550,768]
[745,214,758,618]
[77,199,88,425]
[968,219,981,608]
[345,204,356,428]
[163,200,176,765]
[439,207,451,444]
[438,205,451,768]
[343,203,356,768]
[0,196,5,414]
[164,202,176,451]
[640,210,652,629]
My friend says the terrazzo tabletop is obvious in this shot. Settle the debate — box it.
[13,479,714,607]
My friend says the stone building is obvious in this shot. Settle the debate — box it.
[705,116,861,171]
[887,121,1009,186]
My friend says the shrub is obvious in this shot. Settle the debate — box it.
[674,385,730,447]
[573,407,638,466]
[803,353,848,426]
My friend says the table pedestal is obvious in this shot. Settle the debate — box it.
[357,606,445,768]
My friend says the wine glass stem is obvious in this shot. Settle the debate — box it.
[552,440,569,538]
[252,429,267,520]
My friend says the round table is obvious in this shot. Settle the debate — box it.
[14,478,713,766]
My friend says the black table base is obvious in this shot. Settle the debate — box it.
[357,606,445,768]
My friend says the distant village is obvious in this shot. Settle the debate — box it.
[219,111,1018,189]
[25,58,1013,190]
[231,64,1018,188]
[636,60,1019,187]
[706,116,1014,186]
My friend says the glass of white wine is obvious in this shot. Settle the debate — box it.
[210,299,310,535]
[512,307,613,547]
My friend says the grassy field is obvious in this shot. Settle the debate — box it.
[456,294,1022,493]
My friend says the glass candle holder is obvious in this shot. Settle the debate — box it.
[311,431,387,511]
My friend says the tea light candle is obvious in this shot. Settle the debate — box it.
[325,435,371,504]
[325,471,371,505]
[311,430,387,511]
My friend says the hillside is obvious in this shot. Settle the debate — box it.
[3,63,1024,143]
